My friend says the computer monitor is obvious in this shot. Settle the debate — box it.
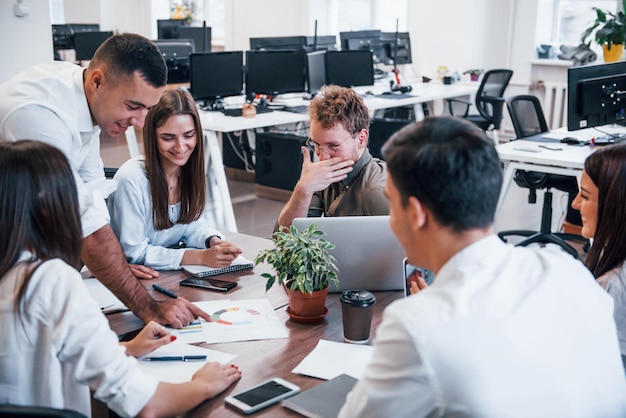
[339,30,386,64]
[250,36,308,51]
[157,19,186,39]
[325,50,374,88]
[69,23,100,34]
[567,61,626,131]
[250,35,337,52]
[380,32,413,65]
[74,31,113,61]
[52,24,73,50]
[51,23,99,51]
[306,50,326,96]
[177,26,211,53]
[154,39,195,84]
[190,51,244,108]
[245,50,307,96]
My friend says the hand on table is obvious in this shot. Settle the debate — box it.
[193,362,242,398]
[130,264,159,280]
[121,320,176,357]
[147,298,211,329]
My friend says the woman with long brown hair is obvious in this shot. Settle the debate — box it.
[572,143,626,369]
[108,89,241,275]
[0,140,240,416]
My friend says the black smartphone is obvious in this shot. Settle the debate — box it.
[225,378,300,414]
[403,258,434,296]
[179,277,237,292]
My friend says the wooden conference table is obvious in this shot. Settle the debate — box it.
[105,232,403,417]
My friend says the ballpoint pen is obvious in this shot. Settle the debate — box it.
[143,355,207,362]
[152,284,179,299]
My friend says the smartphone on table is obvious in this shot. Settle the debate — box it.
[403,257,434,296]
[225,378,300,414]
[179,277,237,292]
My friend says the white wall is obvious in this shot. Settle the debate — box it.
[1,0,541,95]
[0,0,53,83]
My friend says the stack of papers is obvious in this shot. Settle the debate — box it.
[83,278,128,314]
[292,340,374,380]
[165,299,288,344]
[137,340,236,383]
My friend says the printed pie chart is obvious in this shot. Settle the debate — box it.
[211,307,261,325]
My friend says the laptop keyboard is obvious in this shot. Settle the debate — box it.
[221,107,274,117]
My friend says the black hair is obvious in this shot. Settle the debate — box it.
[91,33,167,88]
[0,140,82,307]
[382,116,502,232]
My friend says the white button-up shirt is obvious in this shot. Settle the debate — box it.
[340,236,626,418]
[0,62,109,238]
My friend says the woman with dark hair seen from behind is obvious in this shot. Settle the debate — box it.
[572,143,626,370]
[0,140,240,417]
[108,89,242,279]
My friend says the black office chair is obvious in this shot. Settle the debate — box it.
[0,404,87,418]
[447,69,514,144]
[498,94,587,258]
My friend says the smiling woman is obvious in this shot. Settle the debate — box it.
[107,89,243,275]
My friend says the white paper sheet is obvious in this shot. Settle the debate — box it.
[292,339,374,380]
[137,340,236,383]
[82,278,128,314]
[165,300,231,344]
[201,299,288,344]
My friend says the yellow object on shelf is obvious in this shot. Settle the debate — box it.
[171,5,185,20]
[603,43,623,62]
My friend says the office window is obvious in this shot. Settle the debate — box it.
[333,0,408,32]
[555,0,616,46]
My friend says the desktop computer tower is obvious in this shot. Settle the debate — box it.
[368,118,413,159]
[255,132,308,190]
[222,131,254,170]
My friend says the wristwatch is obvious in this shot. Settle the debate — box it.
[205,235,221,248]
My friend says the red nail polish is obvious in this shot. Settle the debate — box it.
[170,335,177,341]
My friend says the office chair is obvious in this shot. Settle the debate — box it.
[498,94,588,258]
[0,404,87,418]
[447,69,514,144]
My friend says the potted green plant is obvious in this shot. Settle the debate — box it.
[463,69,484,82]
[255,223,339,323]
[581,1,626,62]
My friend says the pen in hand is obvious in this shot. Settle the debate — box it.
[152,284,179,299]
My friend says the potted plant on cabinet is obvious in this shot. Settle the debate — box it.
[581,1,626,62]
[463,69,484,82]
[255,223,339,323]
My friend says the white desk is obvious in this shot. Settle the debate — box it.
[200,82,478,233]
[495,139,593,220]
[200,110,309,232]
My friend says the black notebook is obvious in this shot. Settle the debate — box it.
[281,374,357,418]
[181,255,254,277]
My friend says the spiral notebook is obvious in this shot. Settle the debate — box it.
[182,255,254,277]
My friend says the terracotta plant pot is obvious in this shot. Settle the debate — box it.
[286,286,329,322]
[603,43,623,63]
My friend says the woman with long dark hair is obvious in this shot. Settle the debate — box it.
[0,140,240,416]
[108,89,241,276]
[572,143,626,368]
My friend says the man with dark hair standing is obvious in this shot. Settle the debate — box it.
[275,84,388,230]
[0,33,209,328]
[339,116,626,417]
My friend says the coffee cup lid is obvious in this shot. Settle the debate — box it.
[340,289,376,307]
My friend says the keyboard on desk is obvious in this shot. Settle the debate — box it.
[283,105,309,114]
[220,107,274,117]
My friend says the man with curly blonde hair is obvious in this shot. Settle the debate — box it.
[275,85,389,230]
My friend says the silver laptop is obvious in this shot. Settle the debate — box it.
[292,216,405,293]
